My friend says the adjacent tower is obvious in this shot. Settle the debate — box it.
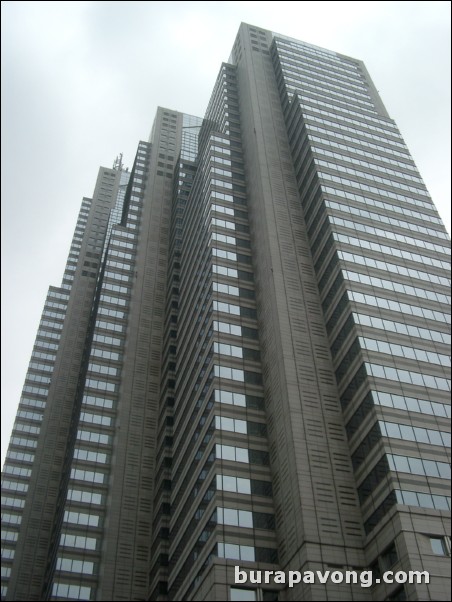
[2,23,450,602]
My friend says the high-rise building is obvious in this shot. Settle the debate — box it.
[1,23,450,602]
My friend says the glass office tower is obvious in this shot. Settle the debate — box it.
[2,23,450,602]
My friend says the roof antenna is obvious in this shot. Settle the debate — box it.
[113,153,124,170]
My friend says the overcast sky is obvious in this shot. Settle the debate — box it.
[1,1,450,465]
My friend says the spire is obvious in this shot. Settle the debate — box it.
[113,152,123,170]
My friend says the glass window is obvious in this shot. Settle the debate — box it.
[52,583,92,599]
[399,425,414,441]
[437,463,451,479]
[392,455,409,473]
[385,423,400,438]
[386,454,397,470]
[416,493,435,509]
[220,417,235,431]
[240,545,255,561]
[64,511,99,527]
[216,390,233,404]
[235,393,246,407]
[239,510,253,528]
[219,475,236,492]
[237,478,251,494]
[59,533,97,550]
[223,508,238,525]
[407,458,424,475]
[377,341,391,354]
[423,375,437,387]
[232,369,245,381]
[235,420,247,434]
[370,364,385,378]
[442,432,451,447]
[431,401,447,417]
[224,543,241,560]
[430,537,449,556]
[400,491,418,506]
[421,459,439,477]
[410,372,424,386]
[406,397,420,412]
[384,367,398,381]
[236,448,249,463]
[432,495,450,511]
[426,430,442,445]
[218,445,235,461]
[230,588,257,601]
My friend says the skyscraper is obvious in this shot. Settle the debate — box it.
[1,21,450,602]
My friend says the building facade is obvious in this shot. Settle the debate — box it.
[1,23,450,602]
